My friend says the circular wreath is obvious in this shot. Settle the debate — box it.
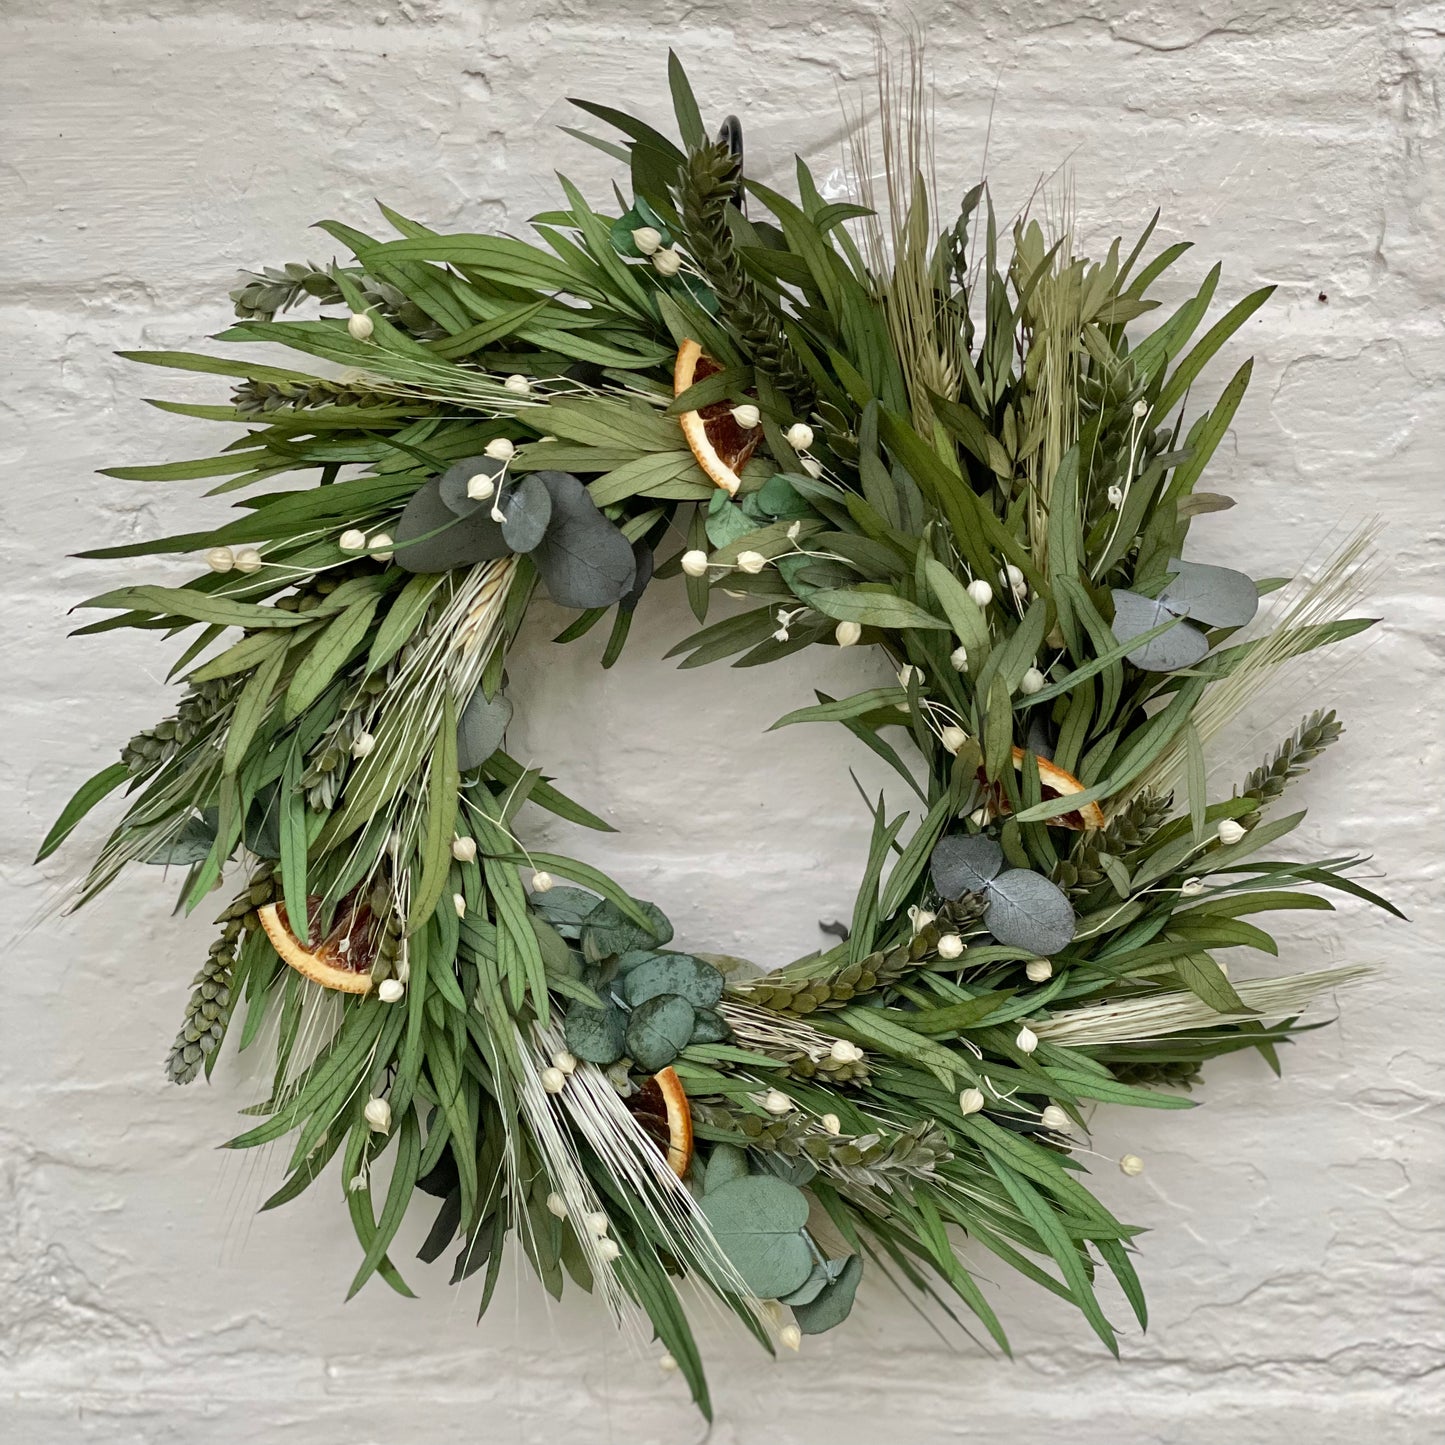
[44,56,1391,1415]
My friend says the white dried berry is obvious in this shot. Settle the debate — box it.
[784,422,814,451]
[346,311,374,341]
[730,403,761,429]
[835,620,862,647]
[680,549,710,578]
[204,546,234,573]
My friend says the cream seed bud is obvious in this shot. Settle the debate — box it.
[531,870,554,893]
[1120,1153,1145,1176]
[631,225,662,255]
[949,644,969,671]
[659,1351,679,1372]
[1132,399,1149,419]
[936,933,964,960]
[730,403,761,429]
[503,373,531,395]
[233,548,263,574]
[800,456,823,478]
[1019,666,1046,695]
[897,664,924,689]
[835,620,862,647]
[829,1038,864,1064]
[763,1089,794,1115]
[1025,958,1053,983]
[907,905,935,933]
[205,546,234,573]
[958,1087,985,1116]
[346,311,374,341]
[545,1191,568,1219]
[364,1096,391,1133]
[680,549,710,578]
[551,1050,577,1074]
[452,892,467,919]
[1000,563,1024,590]
[338,529,367,552]
[1107,484,1125,509]
[784,422,814,451]
[1016,1025,1039,1054]
[368,534,394,562]
[350,732,376,760]
[540,1066,567,1094]
[586,1211,610,1237]
[1217,818,1247,845]
[940,725,968,755]
[378,978,405,1003]
[596,1237,621,1262]
[735,550,767,575]
[1180,876,1205,897]
[786,520,802,541]
[966,579,993,607]
[820,1113,842,1135]
[779,1324,802,1352]
[651,247,683,277]
[1041,1105,1070,1132]
[490,504,506,523]
[451,836,477,863]
[466,474,496,501]
[484,437,515,461]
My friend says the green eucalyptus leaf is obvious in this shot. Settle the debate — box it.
[394,477,509,573]
[791,1254,863,1334]
[697,1174,814,1299]
[531,471,637,609]
[704,1143,749,1192]
[583,897,673,957]
[563,1001,628,1065]
[456,688,513,773]
[625,994,695,1071]
[931,834,1004,898]
[689,1007,729,1044]
[143,812,216,866]
[498,474,554,553]
[984,868,1076,955]
[438,455,506,516]
[623,955,724,1010]
[1159,557,1259,628]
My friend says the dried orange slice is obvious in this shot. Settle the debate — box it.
[626,1065,695,1177]
[257,895,377,994]
[674,338,758,496]
[980,747,1106,832]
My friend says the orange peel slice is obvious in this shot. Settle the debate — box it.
[979,747,1106,832]
[257,899,376,994]
[626,1065,695,1178]
[674,338,758,496]
[1007,746,1106,831]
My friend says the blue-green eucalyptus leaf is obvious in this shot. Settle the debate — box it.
[984,868,1077,955]
[931,834,1004,898]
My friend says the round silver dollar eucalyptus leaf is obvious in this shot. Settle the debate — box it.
[393,477,509,574]
[930,834,1005,899]
[530,471,637,610]
[497,474,553,554]
[437,455,507,517]
[983,868,1077,955]
[1110,588,1210,672]
[455,686,513,772]
[1158,557,1260,629]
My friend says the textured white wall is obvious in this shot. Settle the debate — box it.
[3,2,1443,1442]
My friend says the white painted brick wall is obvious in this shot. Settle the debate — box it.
[2,3,1442,1441]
